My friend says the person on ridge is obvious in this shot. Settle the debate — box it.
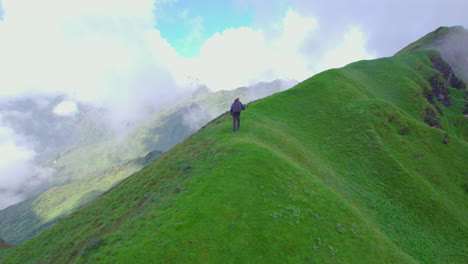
[230,98,245,133]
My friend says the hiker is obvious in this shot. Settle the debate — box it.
[230,98,245,133]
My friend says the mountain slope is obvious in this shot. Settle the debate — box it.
[0,79,294,244]
[397,26,468,82]
[1,49,466,263]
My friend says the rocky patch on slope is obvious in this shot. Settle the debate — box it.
[422,53,466,128]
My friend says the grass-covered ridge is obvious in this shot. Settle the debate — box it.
[397,26,468,82]
[1,50,466,263]
[0,80,292,245]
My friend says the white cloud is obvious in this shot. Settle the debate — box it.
[0,2,375,108]
[314,26,375,72]
[0,120,54,210]
[0,0,187,121]
[53,101,78,116]
[189,9,373,91]
[182,104,217,131]
[194,26,271,90]
[281,9,318,45]
[269,9,319,81]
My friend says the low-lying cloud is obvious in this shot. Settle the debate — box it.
[182,104,218,132]
[53,101,78,116]
[0,118,54,210]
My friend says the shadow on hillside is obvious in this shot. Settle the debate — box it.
[0,199,46,245]
[71,189,106,213]
[0,189,107,246]
[145,108,195,151]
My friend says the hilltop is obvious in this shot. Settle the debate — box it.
[0,31,466,263]
[397,26,468,82]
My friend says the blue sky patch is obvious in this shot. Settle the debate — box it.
[155,0,254,57]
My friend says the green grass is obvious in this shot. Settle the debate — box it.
[1,50,466,263]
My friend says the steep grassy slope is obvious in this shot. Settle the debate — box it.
[1,50,466,264]
[0,80,292,245]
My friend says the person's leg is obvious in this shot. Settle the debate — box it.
[236,115,241,130]
[232,115,237,132]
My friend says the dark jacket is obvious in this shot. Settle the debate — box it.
[230,100,245,115]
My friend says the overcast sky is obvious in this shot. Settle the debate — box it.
[0,0,466,209]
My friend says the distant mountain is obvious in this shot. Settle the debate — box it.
[397,26,468,82]
[0,79,296,244]
[0,28,465,263]
[0,96,110,164]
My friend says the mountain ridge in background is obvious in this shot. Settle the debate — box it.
[0,26,466,263]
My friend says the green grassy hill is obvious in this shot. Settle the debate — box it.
[1,48,466,263]
[0,80,292,245]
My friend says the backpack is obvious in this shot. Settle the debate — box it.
[232,101,242,113]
